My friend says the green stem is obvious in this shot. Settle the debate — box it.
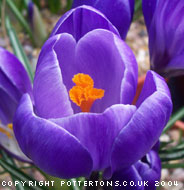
[162,107,184,134]
[19,165,35,170]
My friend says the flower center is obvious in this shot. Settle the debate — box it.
[69,73,105,112]
[0,123,13,139]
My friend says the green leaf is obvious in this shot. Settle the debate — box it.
[162,162,184,169]
[0,150,25,190]
[6,0,34,43]
[66,0,73,11]
[5,16,34,82]
[32,0,41,8]
[159,140,184,154]
[0,158,48,190]
[31,3,48,47]
[160,140,174,150]
[163,107,184,134]
[160,149,184,162]
[48,0,61,13]
[135,0,142,12]
[23,0,29,7]
[133,0,142,21]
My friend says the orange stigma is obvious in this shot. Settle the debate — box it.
[69,73,104,112]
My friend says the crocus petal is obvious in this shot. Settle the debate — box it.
[0,68,21,103]
[135,150,161,190]
[143,0,184,77]
[0,88,18,124]
[75,29,137,112]
[34,34,74,119]
[136,71,171,110]
[111,166,144,190]
[142,0,158,30]
[152,141,160,152]
[72,1,134,39]
[51,104,136,171]
[13,94,93,178]
[49,29,137,113]
[0,48,32,98]
[162,54,184,77]
[109,71,172,175]
[50,5,120,41]
[0,48,33,124]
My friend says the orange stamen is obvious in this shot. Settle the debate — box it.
[7,123,13,130]
[0,123,13,139]
[0,128,12,138]
[69,73,104,112]
[72,73,94,88]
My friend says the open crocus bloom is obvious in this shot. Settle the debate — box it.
[143,0,184,77]
[0,47,32,162]
[13,25,172,180]
[72,0,134,39]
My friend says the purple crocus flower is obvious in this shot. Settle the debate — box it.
[112,149,161,190]
[72,0,134,39]
[13,7,172,182]
[0,47,32,162]
[143,0,184,77]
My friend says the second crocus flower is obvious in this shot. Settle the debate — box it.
[0,47,32,162]
[143,0,184,77]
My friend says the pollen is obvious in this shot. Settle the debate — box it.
[69,73,104,112]
[0,123,13,138]
[7,123,13,130]
[72,73,94,88]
